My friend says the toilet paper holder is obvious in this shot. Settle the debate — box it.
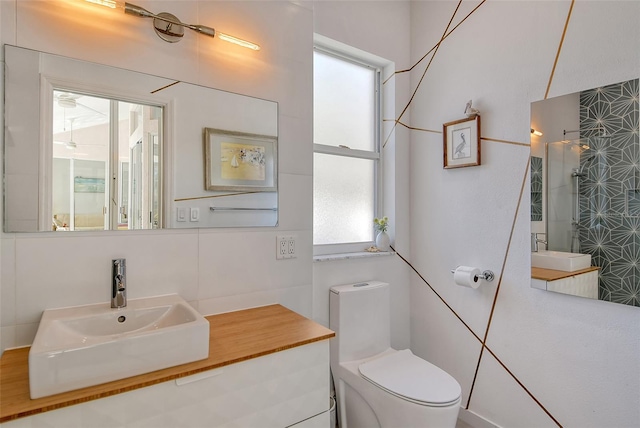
[449,268,495,282]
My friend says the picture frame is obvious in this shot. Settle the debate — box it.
[443,115,481,169]
[74,176,105,193]
[203,128,277,192]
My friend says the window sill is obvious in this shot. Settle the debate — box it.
[313,251,395,262]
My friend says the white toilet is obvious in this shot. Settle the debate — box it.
[330,281,461,428]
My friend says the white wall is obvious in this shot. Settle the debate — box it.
[0,0,316,352]
[0,0,412,357]
[409,1,640,427]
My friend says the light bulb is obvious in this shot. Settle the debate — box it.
[530,128,543,137]
[85,0,154,18]
[85,0,123,10]
[217,32,261,51]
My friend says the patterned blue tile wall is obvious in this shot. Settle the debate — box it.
[579,78,639,306]
[531,156,543,221]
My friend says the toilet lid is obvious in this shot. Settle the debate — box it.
[358,349,461,406]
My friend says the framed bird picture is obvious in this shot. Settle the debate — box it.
[443,115,481,169]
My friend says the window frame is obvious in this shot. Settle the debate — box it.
[313,38,384,255]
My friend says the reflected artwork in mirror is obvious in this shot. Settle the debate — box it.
[3,45,278,232]
[530,78,639,307]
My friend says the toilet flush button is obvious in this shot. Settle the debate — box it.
[353,283,369,287]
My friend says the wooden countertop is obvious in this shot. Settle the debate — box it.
[531,266,599,281]
[0,304,335,423]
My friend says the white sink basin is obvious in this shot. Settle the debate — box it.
[531,250,592,272]
[29,294,209,399]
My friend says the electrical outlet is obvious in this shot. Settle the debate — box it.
[287,236,296,258]
[276,235,297,259]
[277,235,289,260]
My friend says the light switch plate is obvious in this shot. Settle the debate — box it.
[190,208,199,222]
[177,207,187,222]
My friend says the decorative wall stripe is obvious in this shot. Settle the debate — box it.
[151,80,180,94]
[395,0,462,125]
[174,192,259,202]
[392,248,482,344]
[395,249,562,426]
[386,0,487,84]
[482,345,563,427]
[395,120,441,134]
[461,2,577,422]
[544,0,575,100]
[466,156,532,407]
[382,0,488,148]
[398,124,531,147]
[482,137,530,147]
[389,0,587,424]
[395,157,562,426]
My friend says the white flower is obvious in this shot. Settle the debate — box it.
[373,216,389,233]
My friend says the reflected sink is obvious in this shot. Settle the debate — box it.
[531,250,592,272]
[29,294,209,399]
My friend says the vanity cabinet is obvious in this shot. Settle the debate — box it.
[531,267,599,299]
[0,305,334,428]
[1,341,329,428]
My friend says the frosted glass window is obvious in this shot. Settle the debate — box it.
[314,50,375,151]
[313,43,382,250]
[314,154,375,245]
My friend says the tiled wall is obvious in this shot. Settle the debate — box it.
[530,156,543,221]
[1,1,413,361]
[579,78,639,306]
[0,0,318,353]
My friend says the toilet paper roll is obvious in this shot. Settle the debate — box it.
[453,266,482,289]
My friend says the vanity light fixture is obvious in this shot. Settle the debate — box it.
[530,128,543,137]
[84,0,260,50]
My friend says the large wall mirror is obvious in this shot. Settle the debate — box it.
[530,77,639,308]
[3,45,278,232]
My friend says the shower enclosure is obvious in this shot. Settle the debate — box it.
[546,131,639,306]
[546,139,594,254]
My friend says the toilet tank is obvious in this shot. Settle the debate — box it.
[329,281,390,363]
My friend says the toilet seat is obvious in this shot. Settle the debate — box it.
[358,349,461,407]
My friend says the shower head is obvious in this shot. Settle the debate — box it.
[572,155,596,177]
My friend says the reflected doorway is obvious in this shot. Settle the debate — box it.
[51,90,163,231]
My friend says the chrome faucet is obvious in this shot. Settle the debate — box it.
[111,258,127,308]
[531,233,547,253]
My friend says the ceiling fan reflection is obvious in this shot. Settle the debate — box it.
[53,118,102,153]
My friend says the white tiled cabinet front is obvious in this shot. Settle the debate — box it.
[531,270,599,299]
[2,341,330,428]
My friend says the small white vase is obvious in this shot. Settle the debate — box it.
[375,231,390,251]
